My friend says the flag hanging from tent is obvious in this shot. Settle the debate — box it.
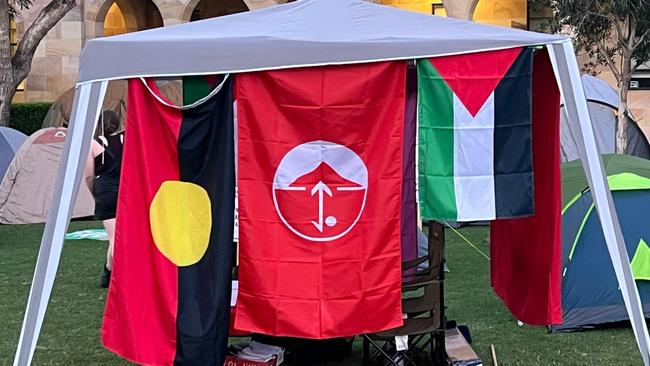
[418,47,534,221]
[235,61,406,338]
[102,76,235,365]
[491,49,563,325]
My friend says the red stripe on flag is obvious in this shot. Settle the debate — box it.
[428,47,522,117]
[101,79,183,364]
[490,49,563,325]
[235,62,406,338]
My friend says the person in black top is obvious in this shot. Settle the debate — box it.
[85,110,124,288]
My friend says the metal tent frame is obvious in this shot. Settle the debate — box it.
[11,1,650,364]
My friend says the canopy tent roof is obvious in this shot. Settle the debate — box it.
[78,0,566,83]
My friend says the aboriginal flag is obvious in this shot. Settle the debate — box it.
[235,61,406,338]
[101,76,235,365]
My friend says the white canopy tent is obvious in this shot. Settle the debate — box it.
[12,0,650,364]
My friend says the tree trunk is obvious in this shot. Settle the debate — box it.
[0,0,14,127]
[0,0,76,127]
[0,85,15,126]
[616,50,632,154]
[616,78,630,154]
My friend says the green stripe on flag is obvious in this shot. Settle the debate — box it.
[417,59,456,220]
[184,76,215,104]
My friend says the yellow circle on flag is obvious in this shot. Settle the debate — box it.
[150,180,212,267]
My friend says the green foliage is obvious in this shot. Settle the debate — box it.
[9,102,52,135]
[8,0,34,19]
[531,0,650,76]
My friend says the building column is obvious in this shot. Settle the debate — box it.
[151,0,185,26]
[242,0,283,11]
[441,0,479,19]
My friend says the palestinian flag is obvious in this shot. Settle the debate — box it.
[418,47,534,221]
[101,76,235,365]
[235,61,406,338]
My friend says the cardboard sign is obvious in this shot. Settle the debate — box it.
[224,355,277,366]
[446,327,482,366]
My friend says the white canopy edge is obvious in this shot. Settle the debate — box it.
[13,38,650,366]
[74,42,565,86]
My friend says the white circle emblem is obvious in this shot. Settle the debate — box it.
[272,140,368,242]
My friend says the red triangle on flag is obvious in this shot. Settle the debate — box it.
[428,48,522,117]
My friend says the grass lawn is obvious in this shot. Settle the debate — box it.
[0,221,641,365]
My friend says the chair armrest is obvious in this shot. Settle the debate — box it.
[402,256,428,271]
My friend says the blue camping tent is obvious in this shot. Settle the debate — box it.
[554,155,650,331]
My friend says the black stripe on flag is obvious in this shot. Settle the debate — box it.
[175,77,236,365]
[494,48,534,218]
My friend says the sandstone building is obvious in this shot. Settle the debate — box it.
[10,0,649,130]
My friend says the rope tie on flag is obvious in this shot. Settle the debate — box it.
[443,221,490,261]
[140,74,230,110]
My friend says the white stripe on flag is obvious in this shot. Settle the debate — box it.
[453,92,496,221]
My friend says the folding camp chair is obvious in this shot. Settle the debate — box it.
[362,282,446,365]
[362,221,448,365]
[402,221,445,290]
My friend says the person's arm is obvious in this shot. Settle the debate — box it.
[85,140,103,193]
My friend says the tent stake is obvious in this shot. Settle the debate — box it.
[491,344,498,366]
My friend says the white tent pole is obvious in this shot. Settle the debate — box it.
[548,40,650,365]
[13,80,108,366]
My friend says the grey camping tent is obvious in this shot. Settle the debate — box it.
[561,74,650,162]
[0,127,27,181]
[12,0,650,365]
[41,80,182,132]
[0,128,94,224]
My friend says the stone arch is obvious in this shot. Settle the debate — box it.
[104,0,140,35]
[472,0,527,28]
[179,0,203,23]
[87,0,164,39]
[180,0,285,23]
[180,0,247,22]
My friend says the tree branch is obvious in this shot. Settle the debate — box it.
[627,13,636,52]
[12,0,76,81]
[597,39,622,83]
[632,29,649,50]
[612,16,630,52]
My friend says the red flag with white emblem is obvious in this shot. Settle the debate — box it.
[235,62,406,338]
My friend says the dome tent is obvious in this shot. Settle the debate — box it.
[41,81,127,130]
[556,155,650,331]
[0,128,94,224]
[0,127,27,181]
[13,0,650,365]
[41,80,183,132]
[560,75,650,162]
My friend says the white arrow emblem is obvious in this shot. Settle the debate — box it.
[311,181,333,232]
